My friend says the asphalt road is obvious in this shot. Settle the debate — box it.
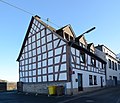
[58,86,120,103]
[0,86,120,103]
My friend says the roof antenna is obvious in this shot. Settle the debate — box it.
[47,18,49,27]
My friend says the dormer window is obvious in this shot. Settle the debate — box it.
[80,51,85,63]
[91,57,96,67]
[65,33,69,41]
[70,36,73,40]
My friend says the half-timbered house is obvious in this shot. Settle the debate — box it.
[17,15,106,94]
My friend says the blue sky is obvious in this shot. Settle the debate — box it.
[0,0,120,82]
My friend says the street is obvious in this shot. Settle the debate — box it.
[0,86,120,103]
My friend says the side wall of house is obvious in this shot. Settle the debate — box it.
[18,17,69,94]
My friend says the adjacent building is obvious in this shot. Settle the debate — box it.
[17,15,106,94]
[96,45,120,86]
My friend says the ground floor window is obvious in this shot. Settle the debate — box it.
[109,76,112,80]
[94,76,97,85]
[89,75,93,85]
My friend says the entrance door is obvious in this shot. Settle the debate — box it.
[113,76,117,86]
[101,76,103,87]
[78,73,83,91]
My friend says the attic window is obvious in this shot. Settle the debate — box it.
[80,43,83,47]
[70,36,73,40]
[65,33,69,41]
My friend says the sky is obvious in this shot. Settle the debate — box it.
[0,0,120,82]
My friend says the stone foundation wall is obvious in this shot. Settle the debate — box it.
[23,82,66,94]
[23,82,104,95]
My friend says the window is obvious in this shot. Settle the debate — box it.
[89,75,93,85]
[109,76,112,80]
[108,59,111,68]
[94,76,97,85]
[91,57,96,67]
[65,33,69,41]
[70,36,73,40]
[115,63,117,71]
[102,63,106,69]
[119,73,120,80]
[112,61,114,70]
[80,51,85,63]
[118,64,120,70]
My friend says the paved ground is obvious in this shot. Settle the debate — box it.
[0,86,120,103]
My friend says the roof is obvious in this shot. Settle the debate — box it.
[68,41,106,64]
[87,43,94,49]
[96,44,117,56]
[56,24,76,38]
[17,15,67,61]
[34,15,56,32]
[17,15,57,61]
[17,16,34,61]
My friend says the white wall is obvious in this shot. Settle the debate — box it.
[66,69,106,89]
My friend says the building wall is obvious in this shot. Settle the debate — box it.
[19,17,69,84]
[96,45,120,86]
[65,47,106,94]
[66,70,105,88]
[106,55,120,81]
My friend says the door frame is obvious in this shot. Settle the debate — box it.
[100,76,103,87]
[78,73,83,91]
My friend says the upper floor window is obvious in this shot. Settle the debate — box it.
[91,57,96,67]
[80,43,86,49]
[115,63,117,71]
[112,61,114,70]
[108,59,111,68]
[102,63,106,69]
[118,64,120,70]
[80,51,85,63]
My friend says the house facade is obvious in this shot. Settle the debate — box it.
[96,45,120,86]
[17,15,106,94]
